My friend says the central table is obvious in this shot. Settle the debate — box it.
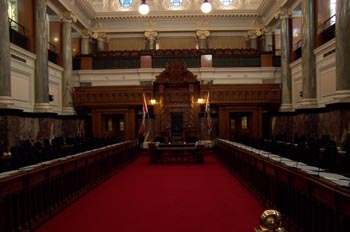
[149,143,204,164]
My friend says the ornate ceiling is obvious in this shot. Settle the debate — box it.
[49,0,293,35]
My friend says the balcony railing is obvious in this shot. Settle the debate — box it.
[8,18,28,50]
[293,40,302,61]
[75,49,265,70]
[321,15,336,44]
[48,42,58,64]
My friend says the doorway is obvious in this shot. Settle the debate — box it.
[102,114,125,141]
[229,112,251,140]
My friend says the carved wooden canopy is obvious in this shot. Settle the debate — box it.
[152,61,201,138]
[154,61,198,84]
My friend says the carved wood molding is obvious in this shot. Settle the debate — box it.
[154,61,198,84]
[74,86,153,107]
[200,84,280,105]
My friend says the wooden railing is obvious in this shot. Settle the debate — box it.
[215,139,350,232]
[0,140,139,232]
[75,48,267,70]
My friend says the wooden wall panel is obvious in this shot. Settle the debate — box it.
[92,108,137,140]
[218,106,262,140]
[49,21,62,65]
[17,0,34,52]
[74,82,280,141]
[72,37,80,56]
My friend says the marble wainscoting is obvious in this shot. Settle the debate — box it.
[271,106,350,145]
[0,113,86,149]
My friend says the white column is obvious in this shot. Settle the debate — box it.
[248,31,258,49]
[263,28,274,52]
[96,32,107,52]
[196,30,210,49]
[144,31,158,50]
[81,30,90,55]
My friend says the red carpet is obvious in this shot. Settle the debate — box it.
[35,155,264,232]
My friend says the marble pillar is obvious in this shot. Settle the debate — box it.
[335,0,350,101]
[300,0,317,107]
[144,31,158,50]
[97,38,105,52]
[250,35,258,49]
[81,30,90,55]
[34,0,50,112]
[0,0,13,108]
[62,12,76,115]
[95,32,107,52]
[264,30,274,52]
[196,30,210,49]
[279,8,293,111]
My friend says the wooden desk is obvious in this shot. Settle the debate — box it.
[0,155,12,172]
[149,143,204,164]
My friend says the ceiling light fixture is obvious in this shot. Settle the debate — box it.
[139,0,150,15]
[201,0,212,14]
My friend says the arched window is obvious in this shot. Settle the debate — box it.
[119,0,133,8]
[170,0,183,7]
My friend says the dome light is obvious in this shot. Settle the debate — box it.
[139,0,150,15]
[201,0,212,14]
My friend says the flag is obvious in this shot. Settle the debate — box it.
[139,93,150,141]
[205,91,213,137]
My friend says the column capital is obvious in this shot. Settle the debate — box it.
[144,31,158,39]
[275,7,291,19]
[247,30,260,38]
[92,32,107,40]
[196,30,210,39]
[61,11,77,23]
[81,29,92,38]
[263,26,274,35]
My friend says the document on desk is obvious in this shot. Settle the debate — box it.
[319,172,350,187]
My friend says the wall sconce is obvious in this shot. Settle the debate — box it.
[139,0,150,15]
[201,0,212,14]
[150,99,156,105]
[197,98,204,104]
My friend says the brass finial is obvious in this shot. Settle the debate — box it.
[254,210,286,232]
